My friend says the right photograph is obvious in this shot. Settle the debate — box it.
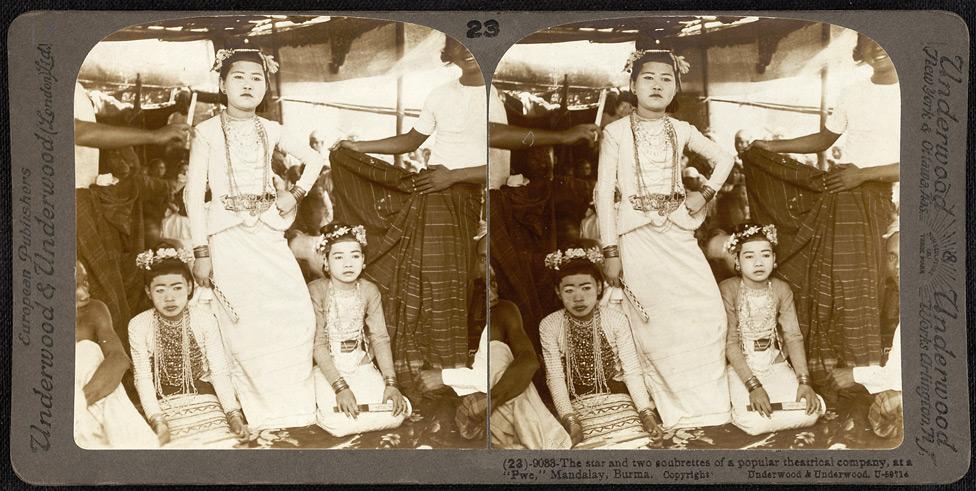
[487,16,901,450]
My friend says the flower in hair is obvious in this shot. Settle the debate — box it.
[544,246,604,271]
[212,49,280,74]
[624,49,691,75]
[315,225,368,254]
[723,224,778,255]
[136,247,194,270]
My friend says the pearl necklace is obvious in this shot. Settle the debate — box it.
[152,309,204,398]
[563,308,612,399]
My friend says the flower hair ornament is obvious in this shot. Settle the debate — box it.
[212,48,280,74]
[136,247,194,270]
[723,224,779,256]
[315,225,368,255]
[624,49,691,76]
[544,246,605,271]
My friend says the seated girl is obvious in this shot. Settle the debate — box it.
[539,245,662,448]
[722,223,825,435]
[128,243,247,448]
[309,223,411,437]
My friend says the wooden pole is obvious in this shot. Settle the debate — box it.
[818,23,831,170]
[394,23,406,168]
[700,21,711,129]
[271,20,285,122]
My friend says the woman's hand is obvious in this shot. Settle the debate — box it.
[192,257,212,288]
[749,387,773,419]
[335,388,359,419]
[563,415,584,447]
[796,383,821,415]
[332,140,360,152]
[383,386,409,417]
[639,409,664,441]
[151,417,171,446]
[603,257,622,287]
[227,411,248,439]
[273,175,297,214]
[684,191,707,214]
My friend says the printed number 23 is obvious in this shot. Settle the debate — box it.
[467,20,499,38]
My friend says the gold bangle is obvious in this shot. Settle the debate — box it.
[331,378,350,393]
[602,245,620,258]
[700,185,717,201]
[745,376,763,392]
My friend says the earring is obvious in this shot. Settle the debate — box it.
[734,262,740,272]
[773,262,778,269]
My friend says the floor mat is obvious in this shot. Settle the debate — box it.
[240,395,485,449]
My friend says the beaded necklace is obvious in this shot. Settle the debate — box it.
[325,280,368,358]
[152,309,205,398]
[628,113,683,216]
[219,111,274,216]
[735,280,781,375]
[563,308,613,399]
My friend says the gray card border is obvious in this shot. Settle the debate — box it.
[7,9,971,485]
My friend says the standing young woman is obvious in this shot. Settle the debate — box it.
[184,49,327,430]
[595,50,735,430]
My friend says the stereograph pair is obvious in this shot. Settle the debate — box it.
[6,7,970,486]
[66,13,904,453]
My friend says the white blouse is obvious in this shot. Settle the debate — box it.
[595,116,734,246]
[184,114,327,246]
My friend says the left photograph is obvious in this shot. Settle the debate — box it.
[73,15,489,449]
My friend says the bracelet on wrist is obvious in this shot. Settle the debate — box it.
[745,376,763,392]
[193,245,210,259]
[383,376,398,388]
[289,184,307,201]
[149,414,167,430]
[225,409,243,419]
[797,374,811,386]
[700,185,717,202]
[331,378,350,393]
[602,245,620,258]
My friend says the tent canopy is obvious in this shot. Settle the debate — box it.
[495,16,815,93]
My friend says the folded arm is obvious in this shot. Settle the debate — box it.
[489,302,539,410]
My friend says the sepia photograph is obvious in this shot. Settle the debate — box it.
[73,14,489,450]
[487,15,901,450]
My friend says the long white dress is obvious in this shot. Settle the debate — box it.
[595,114,735,429]
[185,113,326,429]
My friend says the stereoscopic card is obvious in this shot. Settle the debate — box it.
[6,7,971,485]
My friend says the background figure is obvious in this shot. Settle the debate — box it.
[75,81,190,347]
[74,261,158,449]
[332,37,487,388]
[830,221,902,440]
